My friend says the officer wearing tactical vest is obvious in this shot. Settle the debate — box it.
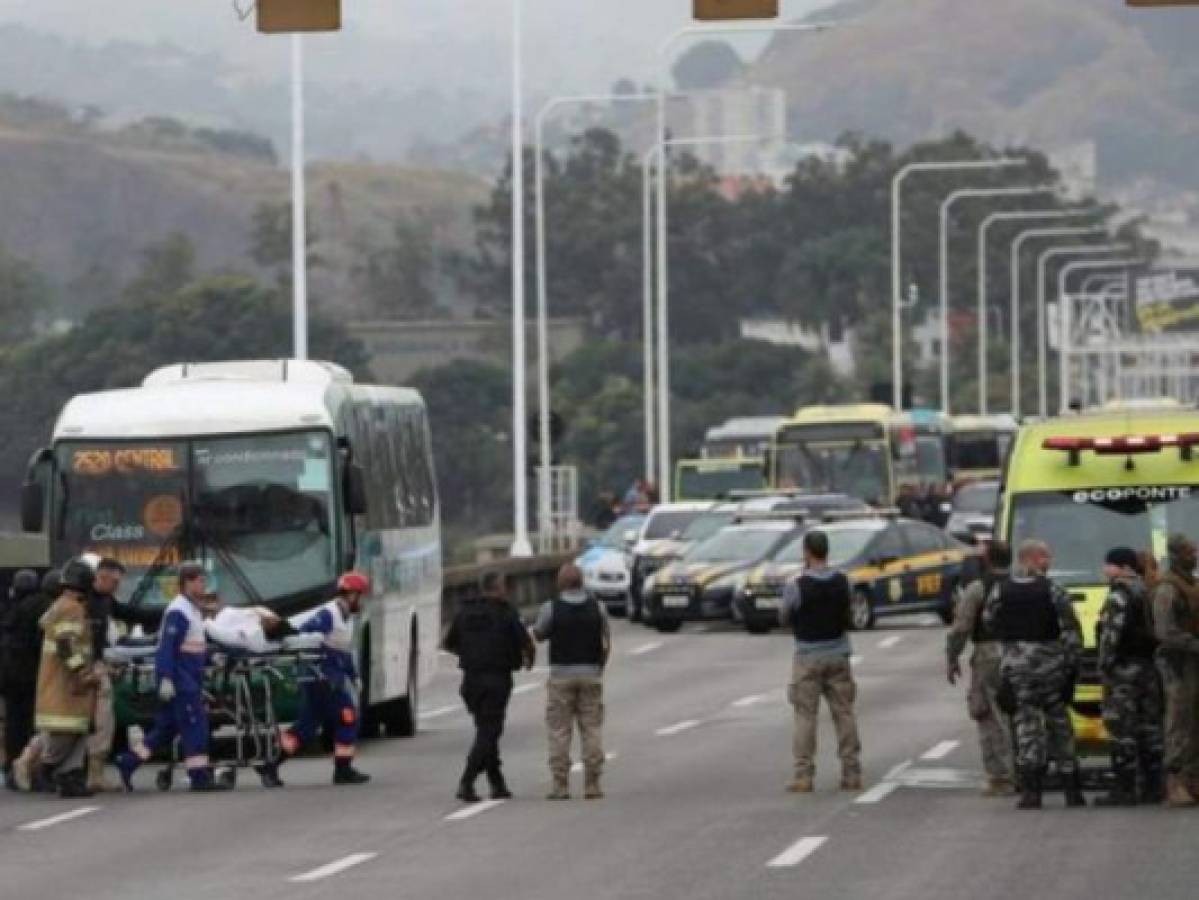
[983,539,1085,810]
[946,541,1015,797]
[778,530,862,794]
[1095,547,1163,807]
[531,563,610,801]
[442,571,535,803]
[1150,533,1199,807]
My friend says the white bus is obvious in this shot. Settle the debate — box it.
[20,359,441,737]
[702,417,786,460]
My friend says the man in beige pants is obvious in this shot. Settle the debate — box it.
[531,564,610,800]
[779,530,862,793]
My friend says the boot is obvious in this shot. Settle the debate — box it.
[1016,769,1042,810]
[785,776,813,794]
[840,772,864,792]
[1140,767,1165,805]
[982,776,1016,797]
[188,768,233,793]
[487,768,513,800]
[333,759,371,786]
[12,750,34,792]
[32,763,57,794]
[86,754,114,793]
[583,770,604,800]
[4,767,17,792]
[1166,774,1197,807]
[1094,769,1137,807]
[255,762,285,789]
[546,775,570,801]
[1063,767,1087,808]
[55,771,94,799]
[114,751,141,792]
[456,781,482,803]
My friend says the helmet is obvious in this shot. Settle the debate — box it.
[59,558,96,594]
[79,552,102,572]
[40,569,61,597]
[10,569,39,600]
[337,572,371,595]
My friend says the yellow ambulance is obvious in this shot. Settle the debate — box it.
[997,405,1199,749]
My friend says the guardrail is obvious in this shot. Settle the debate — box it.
[442,553,573,622]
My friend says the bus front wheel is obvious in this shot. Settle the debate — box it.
[379,626,420,738]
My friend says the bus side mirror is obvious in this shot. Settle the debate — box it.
[346,463,368,516]
[20,480,44,533]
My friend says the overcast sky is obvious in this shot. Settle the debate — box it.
[0,0,838,91]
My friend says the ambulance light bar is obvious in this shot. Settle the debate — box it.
[1042,433,1199,465]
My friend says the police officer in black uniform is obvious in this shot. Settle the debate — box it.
[442,572,535,803]
[1,569,41,789]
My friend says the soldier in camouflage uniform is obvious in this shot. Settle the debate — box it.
[1095,548,1163,807]
[1151,533,1199,807]
[946,541,1014,796]
[984,539,1086,810]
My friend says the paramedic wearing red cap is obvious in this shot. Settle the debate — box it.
[266,572,371,786]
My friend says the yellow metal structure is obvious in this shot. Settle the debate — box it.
[257,0,341,33]
[694,0,779,20]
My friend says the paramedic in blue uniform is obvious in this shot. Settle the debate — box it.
[116,562,230,792]
[265,572,371,786]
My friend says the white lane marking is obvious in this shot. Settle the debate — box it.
[512,683,542,695]
[571,752,618,773]
[420,704,460,720]
[732,693,768,708]
[849,654,863,666]
[629,641,664,656]
[921,740,960,761]
[655,719,701,737]
[877,635,903,649]
[883,760,913,782]
[854,781,900,804]
[17,806,100,832]
[445,800,506,821]
[290,853,377,883]
[767,835,828,869]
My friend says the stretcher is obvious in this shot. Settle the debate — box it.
[105,633,326,790]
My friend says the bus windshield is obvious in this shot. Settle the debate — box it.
[53,430,339,607]
[1009,486,1199,587]
[776,437,889,506]
[677,462,764,499]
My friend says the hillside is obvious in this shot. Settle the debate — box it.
[746,0,1199,189]
[0,98,487,319]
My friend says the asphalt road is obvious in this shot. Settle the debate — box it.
[1,615,1194,900]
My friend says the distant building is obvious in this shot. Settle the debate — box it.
[348,318,587,384]
[738,317,855,377]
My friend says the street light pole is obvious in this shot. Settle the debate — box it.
[290,34,308,360]
[890,159,1023,411]
[937,184,1054,413]
[1008,226,1106,417]
[642,145,659,489]
[1036,244,1130,417]
[975,208,1094,414]
[655,20,838,500]
[1057,260,1142,413]
[509,0,532,558]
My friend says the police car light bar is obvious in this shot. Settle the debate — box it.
[1043,433,1199,465]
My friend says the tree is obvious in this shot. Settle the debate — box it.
[0,245,52,342]
[354,213,439,319]
[123,233,196,306]
[249,202,322,275]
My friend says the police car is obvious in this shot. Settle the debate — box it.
[627,502,718,620]
[735,517,978,633]
[576,513,644,615]
[643,518,804,633]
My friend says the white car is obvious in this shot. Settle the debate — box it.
[576,514,645,615]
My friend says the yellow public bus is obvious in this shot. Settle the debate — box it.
[767,404,949,506]
[997,406,1199,748]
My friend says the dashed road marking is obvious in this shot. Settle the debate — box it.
[290,853,377,883]
[877,635,903,649]
[854,781,900,804]
[629,641,664,656]
[420,704,460,720]
[17,806,100,832]
[512,683,542,695]
[921,740,960,761]
[446,800,506,821]
[883,760,913,781]
[655,719,701,737]
[767,835,827,868]
[731,693,769,708]
[571,752,618,773]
